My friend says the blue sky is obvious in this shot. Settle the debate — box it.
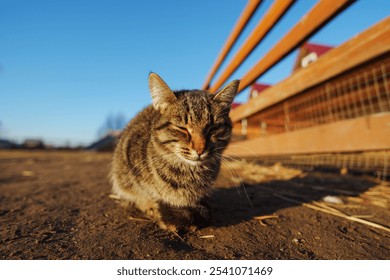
[1,0,389,146]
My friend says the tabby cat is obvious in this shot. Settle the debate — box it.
[110,72,239,232]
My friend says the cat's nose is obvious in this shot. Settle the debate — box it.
[195,147,205,156]
[191,135,206,156]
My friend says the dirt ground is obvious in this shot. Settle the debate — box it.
[1,150,389,260]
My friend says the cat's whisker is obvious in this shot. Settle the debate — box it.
[218,153,256,209]
[220,154,244,165]
[217,156,242,196]
[211,147,242,161]
[210,149,245,167]
[214,155,241,184]
[227,144,261,158]
[217,156,243,185]
[215,154,254,208]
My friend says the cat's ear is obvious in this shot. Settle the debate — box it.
[213,80,240,106]
[148,72,177,112]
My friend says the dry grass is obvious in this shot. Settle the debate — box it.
[216,159,390,233]
[215,159,302,188]
[273,193,390,233]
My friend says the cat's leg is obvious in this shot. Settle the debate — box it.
[111,176,161,220]
[134,197,179,232]
[112,175,208,232]
[133,195,161,221]
[191,198,211,228]
[158,198,211,232]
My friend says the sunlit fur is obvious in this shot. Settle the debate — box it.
[110,73,239,230]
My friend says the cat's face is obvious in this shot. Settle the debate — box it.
[149,73,239,165]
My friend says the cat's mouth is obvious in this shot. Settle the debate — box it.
[179,154,207,165]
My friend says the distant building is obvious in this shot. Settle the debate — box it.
[231,83,271,111]
[22,139,45,149]
[292,42,333,71]
[0,139,18,149]
[86,130,121,152]
[249,83,271,99]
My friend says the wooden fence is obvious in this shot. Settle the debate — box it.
[203,0,390,180]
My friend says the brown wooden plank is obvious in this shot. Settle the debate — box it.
[202,0,262,90]
[208,0,295,92]
[235,0,355,93]
[225,112,390,156]
[230,16,390,123]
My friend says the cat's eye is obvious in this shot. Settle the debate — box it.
[206,125,218,135]
[173,125,188,132]
[171,125,189,138]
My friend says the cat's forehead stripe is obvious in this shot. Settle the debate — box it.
[186,94,209,123]
[183,100,189,124]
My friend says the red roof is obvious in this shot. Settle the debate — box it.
[251,83,271,93]
[304,42,333,57]
[249,83,271,100]
[231,102,242,109]
[293,42,334,71]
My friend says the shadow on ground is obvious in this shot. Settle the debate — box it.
[209,173,376,228]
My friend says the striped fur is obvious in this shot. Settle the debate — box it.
[110,73,239,231]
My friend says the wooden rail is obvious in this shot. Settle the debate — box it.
[246,69,389,123]
[206,0,355,93]
[202,0,262,90]
[236,0,355,93]
[231,52,390,140]
[230,16,390,123]
[207,0,295,92]
[225,113,390,156]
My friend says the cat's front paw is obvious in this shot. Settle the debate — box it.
[158,201,210,233]
[189,200,210,229]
